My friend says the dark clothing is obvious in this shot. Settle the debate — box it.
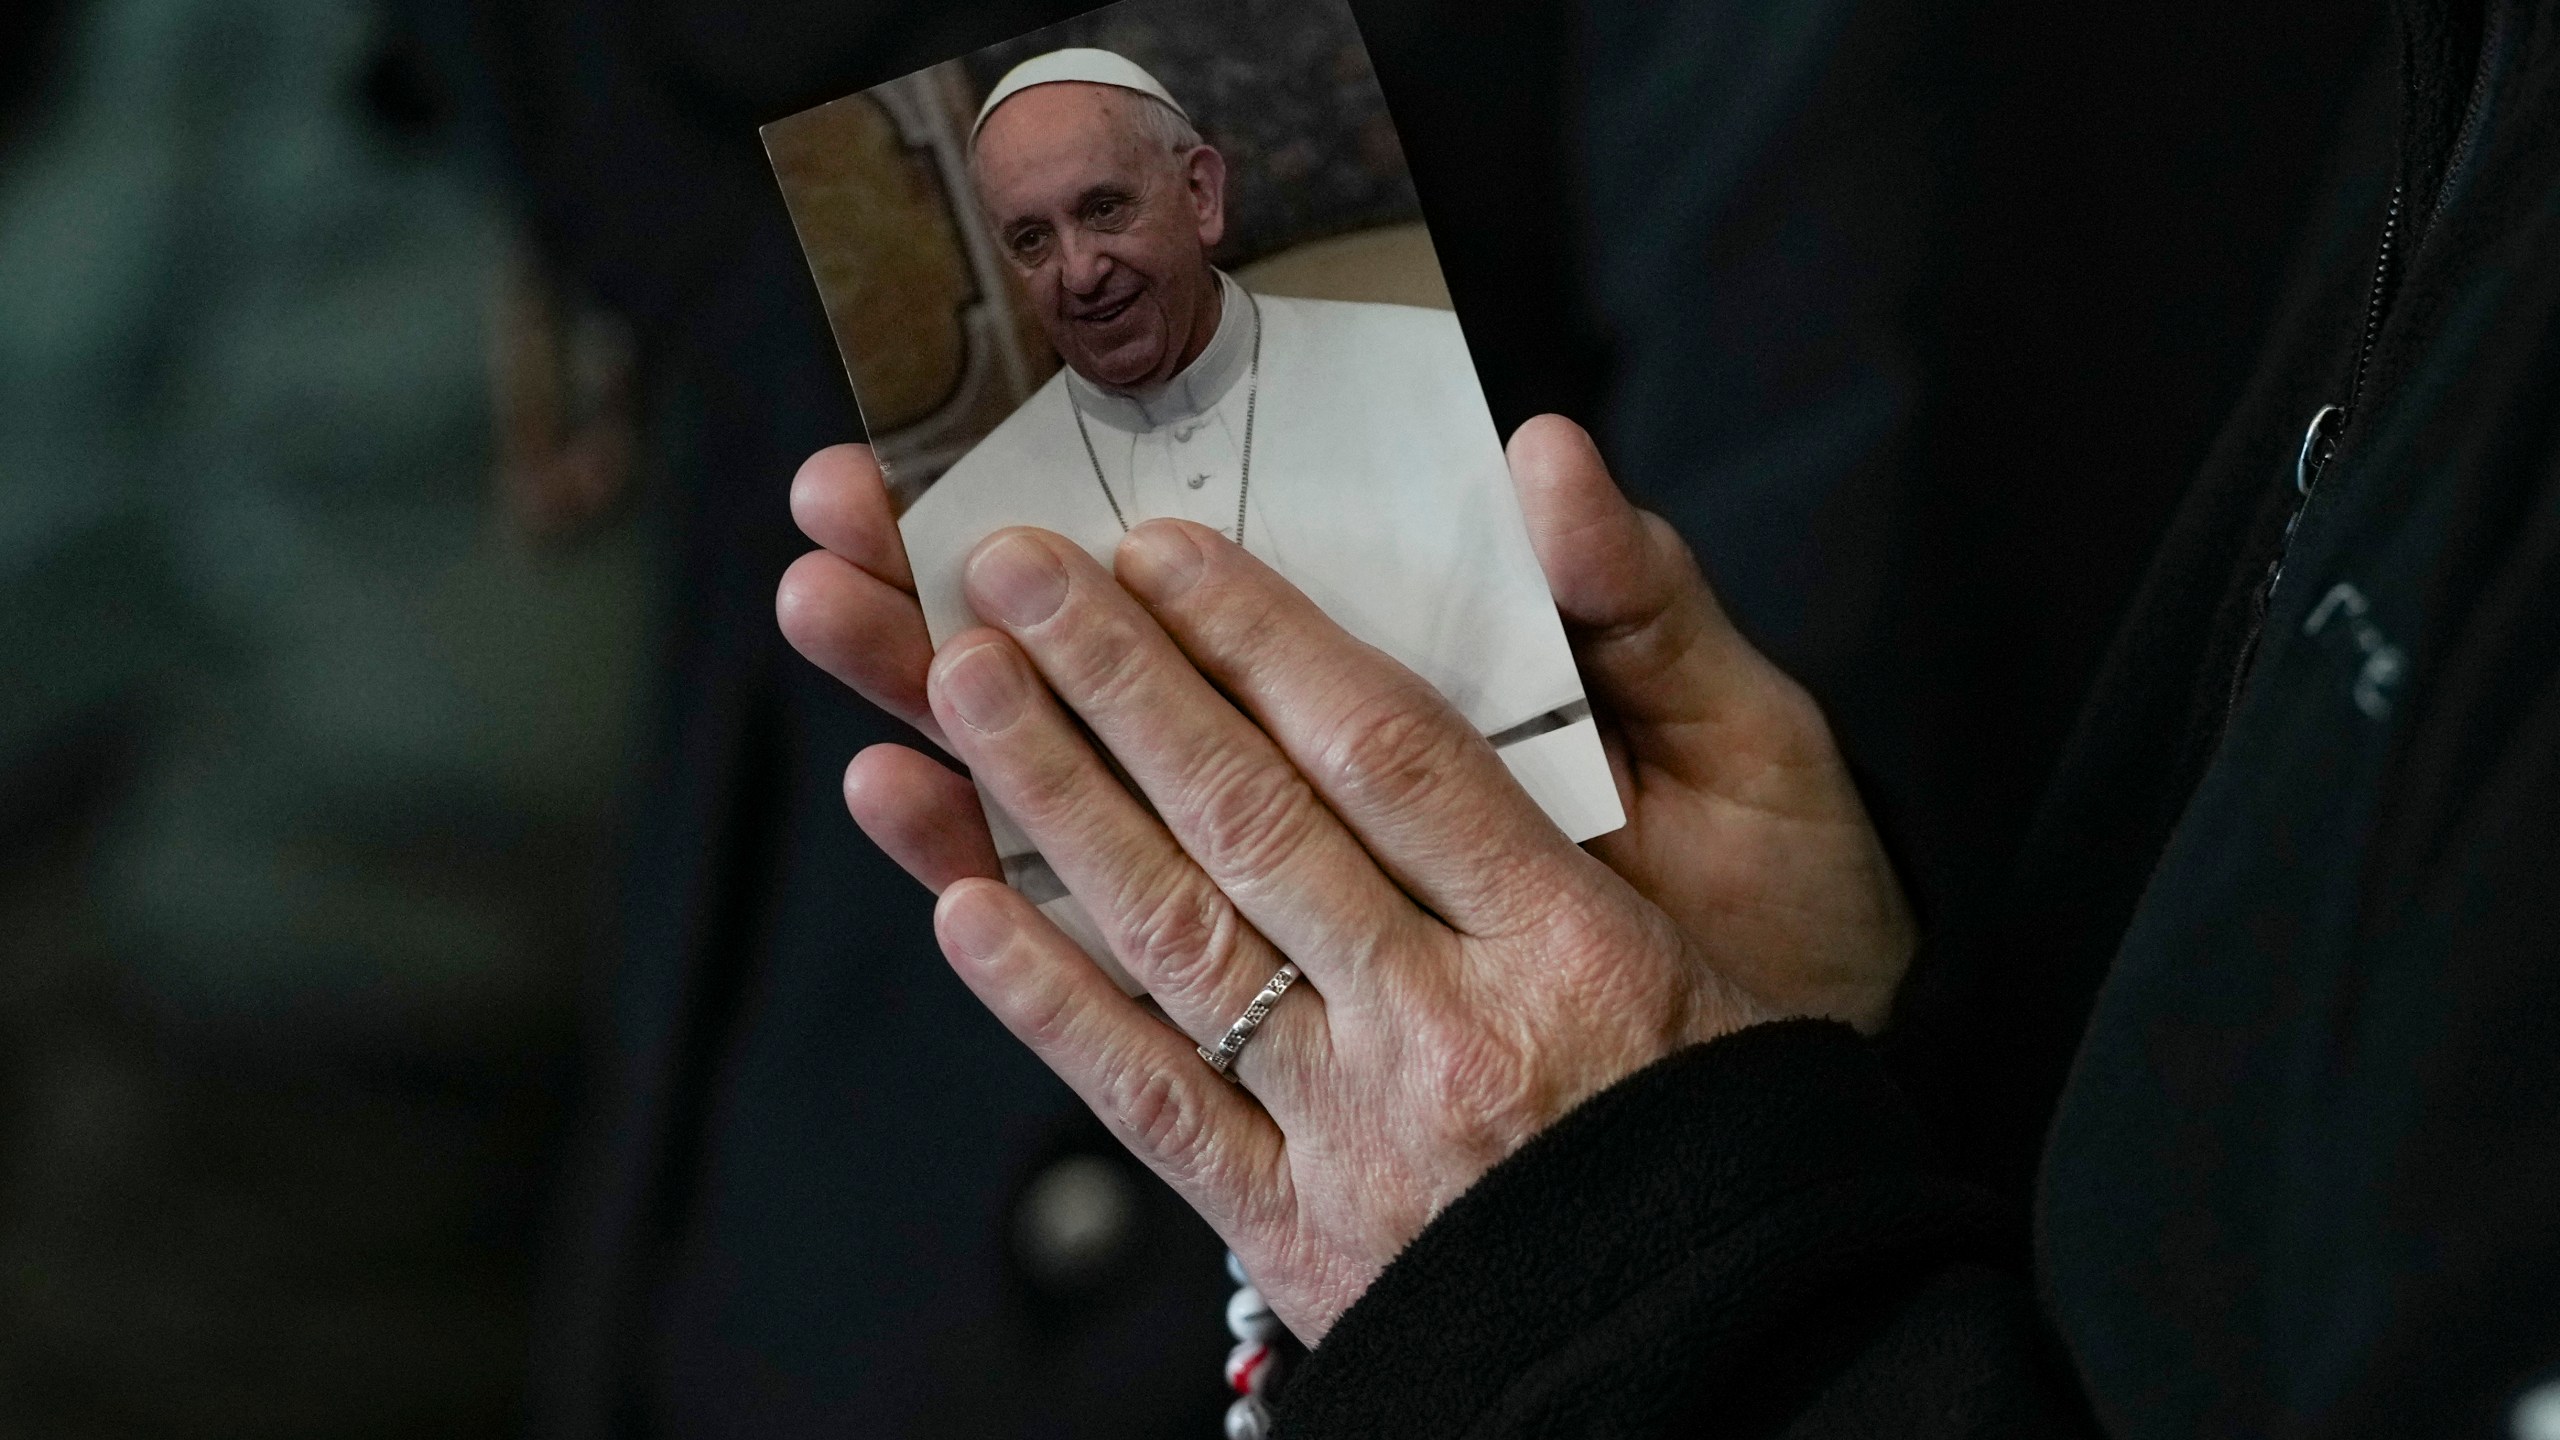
[1283,1,2560,1435]
[1285,1027,2089,1437]
[1585,0,2378,933]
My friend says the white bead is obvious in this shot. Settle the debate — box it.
[1224,1395,1272,1440]
[2516,1380,2560,1440]
[1226,1285,1281,1342]
[1224,1250,1251,1287]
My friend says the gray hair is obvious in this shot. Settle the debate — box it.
[1123,93,1204,156]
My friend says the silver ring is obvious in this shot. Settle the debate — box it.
[1197,963,1302,1079]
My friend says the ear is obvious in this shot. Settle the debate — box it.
[1185,144,1228,251]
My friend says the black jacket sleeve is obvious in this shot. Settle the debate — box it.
[1272,1020,2095,1439]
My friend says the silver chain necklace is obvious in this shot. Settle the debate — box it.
[1069,288,1262,547]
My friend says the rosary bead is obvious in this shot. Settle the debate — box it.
[1224,1250,1251,1287]
[1223,1395,1273,1440]
[1226,1286,1281,1343]
[1225,1339,1276,1395]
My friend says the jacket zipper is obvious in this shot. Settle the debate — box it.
[2225,1,2508,717]
[2294,180,2403,510]
[2225,183,2405,717]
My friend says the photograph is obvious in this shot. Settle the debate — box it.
[764,0,1623,974]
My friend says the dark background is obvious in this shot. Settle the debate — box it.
[0,0,2371,1433]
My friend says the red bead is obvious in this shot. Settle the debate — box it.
[1225,1339,1274,1395]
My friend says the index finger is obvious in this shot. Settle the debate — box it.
[1114,520,1590,939]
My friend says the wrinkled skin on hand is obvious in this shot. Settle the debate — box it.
[774,417,1914,1339]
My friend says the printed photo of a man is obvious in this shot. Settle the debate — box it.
[771,20,1620,970]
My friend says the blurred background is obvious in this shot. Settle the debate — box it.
[0,0,649,1432]
[0,0,2367,1435]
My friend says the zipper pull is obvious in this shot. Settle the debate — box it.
[2266,402,2347,599]
[2227,401,2350,718]
[2294,403,2346,497]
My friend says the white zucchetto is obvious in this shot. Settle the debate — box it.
[971,47,1189,143]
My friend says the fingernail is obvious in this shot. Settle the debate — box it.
[942,885,1017,964]
[1118,522,1204,601]
[942,642,1026,733]
[969,533,1068,627]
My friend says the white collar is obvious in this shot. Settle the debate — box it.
[1064,272,1255,434]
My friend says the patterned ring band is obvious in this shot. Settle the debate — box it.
[1197,963,1303,1079]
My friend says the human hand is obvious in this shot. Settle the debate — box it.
[1507,417,1914,1032]
[775,420,1913,1029]
[774,423,1912,1338]
[815,508,1771,1338]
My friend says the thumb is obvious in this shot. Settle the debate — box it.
[1507,416,1832,788]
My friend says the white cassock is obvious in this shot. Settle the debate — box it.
[901,272,1623,983]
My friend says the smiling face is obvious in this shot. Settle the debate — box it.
[971,83,1227,393]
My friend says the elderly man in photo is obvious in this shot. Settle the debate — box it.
[895,49,1618,952]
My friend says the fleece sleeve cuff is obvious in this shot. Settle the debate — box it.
[1273,1018,2012,1438]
